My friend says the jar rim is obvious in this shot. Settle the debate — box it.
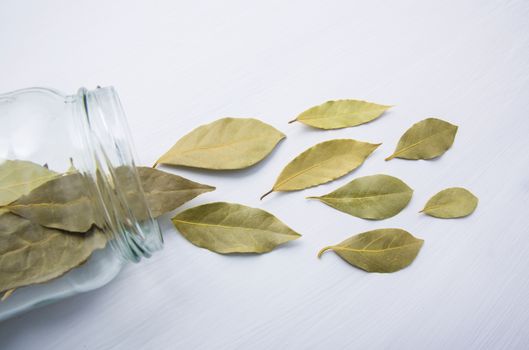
[72,86,163,262]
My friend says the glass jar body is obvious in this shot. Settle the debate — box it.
[0,86,162,320]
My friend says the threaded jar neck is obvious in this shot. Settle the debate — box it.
[69,87,163,262]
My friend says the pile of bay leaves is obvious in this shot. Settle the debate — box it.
[0,99,478,300]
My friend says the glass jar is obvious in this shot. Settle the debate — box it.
[0,86,163,320]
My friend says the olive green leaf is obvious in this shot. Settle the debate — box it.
[155,118,285,170]
[172,202,301,254]
[0,159,57,206]
[289,99,392,129]
[318,228,424,273]
[385,118,458,161]
[261,139,380,199]
[7,173,95,232]
[0,212,107,293]
[124,166,215,217]
[421,187,478,218]
[308,174,413,219]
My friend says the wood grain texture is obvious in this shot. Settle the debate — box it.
[1,0,529,349]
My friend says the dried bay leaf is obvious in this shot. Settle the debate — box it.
[172,202,301,254]
[121,166,215,217]
[385,118,458,161]
[155,117,285,170]
[0,159,57,206]
[0,212,107,293]
[318,228,424,273]
[7,173,96,232]
[261,139,380,199]
[290,99,391,129]
[421,187,478,218]
[308,174,413,219]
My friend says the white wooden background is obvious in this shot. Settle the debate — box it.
[1,0,529,349]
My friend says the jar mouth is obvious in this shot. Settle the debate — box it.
[71,86,163,262]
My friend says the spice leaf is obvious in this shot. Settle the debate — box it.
[0,213,107,293]
[8,173,96,232]
[308,174,413,219]
[291,99,391,129]
[385,118,458,161]
[172,202,301,254]
[318,228,424,273]
[126,166,215,217]
[0,159,57,206]
[421,187,478,218]
[155,117,285,169]
[262,139,380,199]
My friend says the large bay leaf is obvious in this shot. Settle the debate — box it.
[155,118,285,170]
[121,166,215,217]
[261,139,380,199]
[0,213,107,293]
[290,99,391,129]
[8,173,95,232]
[385,118,458,161]
[308,174,413,219]
[0,159,57,206]
[172,202,301,254]
[421,187,478,218]
[318,228,424,273]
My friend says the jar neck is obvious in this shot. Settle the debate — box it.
[69,87,163,262]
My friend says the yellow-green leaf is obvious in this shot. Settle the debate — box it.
[318,228,424,273]
[262,139,380,199]
[385,118,458,161]
[421,187,478,218]
[290,99,391,129]
[155,117,285,170]
[172,202,301,254]
[8,173,95,232]
[308,174,413,219]
[129,166,215,217]
[0,212,107,293]
[0,159,57,206]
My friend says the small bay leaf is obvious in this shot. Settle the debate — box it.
[8,173,95,232]
[385,118,458,161]
[261,139,380,199]
[172,202,301,254]
[155,117,285,169]
[421,187,478,218]
[124,166,215,217]
[308,174,413,219]
[318,228,424,273]
[0,159,57,206]
[290,99,391,129]
[0,213,107,293]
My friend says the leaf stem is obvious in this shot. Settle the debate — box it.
[1,289,15,302]
[288,118,297,124]
[384,154,396,161]
[152,161,159,168]
[317,246,333,258]
[260,189,273,200]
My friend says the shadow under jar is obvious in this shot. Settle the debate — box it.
[0,86,163,320]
